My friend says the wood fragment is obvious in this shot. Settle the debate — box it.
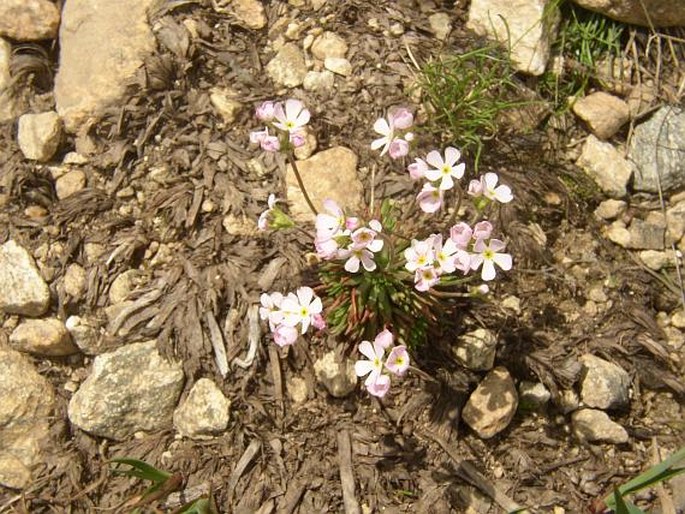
[162,482,211,509]
[337,430,361,514]
[268,344,283,404]
[233,304,260,369]
[254,499,275,514]
[280,481,306,514]
[257,257,287,290]
[420,430,524,513]
[206,311,229,377]
[227,439,262,503]
[108,289,163,335]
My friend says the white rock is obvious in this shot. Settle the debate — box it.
[467,0,558,76]
[519,381,551,408]
[210,87,243,124]
[576,135,632,198]
[65,315,103,355]
[0,240,50,317]
[173,379,230,439]
[324,57,352,77]
[639,250,671,270]
[266,43,307,88]
[671,310,685,329]
[428,13,452,41]
[109,270,142,304]
[68,341,184,440]
[594,199,626,220]
[63,263,87,297]
[313,351,357,398]
[285,147,363,223]
[579,354,630,410]
[287,376,309,404]
[462,367,518,439]
[558,389,580,414]
[453,328,497,371]
[605,220,632,248]
[311,32,348,60]
[10,318,79,356]
[55,170,86,199]
[0,0,60,41]
[0,348,55,489]
[303,70,335,95]
[572,409,628,444]
[222,213,258,236]
[230,0,267,30]
[17,112,63,162]
[55,0,157,133]
[572,92,630,139]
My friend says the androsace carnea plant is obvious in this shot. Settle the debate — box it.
[250,98,513,397]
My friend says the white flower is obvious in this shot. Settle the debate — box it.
[280,287,323,333]
[424,147,465,191]
[273,99,311,133]
[481,172,513,203]
[470,239,512,281]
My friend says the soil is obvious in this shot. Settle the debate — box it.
[0,1,684,513]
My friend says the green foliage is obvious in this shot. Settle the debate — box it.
[417,45,524,168]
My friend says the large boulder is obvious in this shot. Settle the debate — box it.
[570,0,685,28]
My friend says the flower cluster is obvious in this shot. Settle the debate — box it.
[249,98,310,152]
[371,107,414,159]
[314,199,385,273]
[354,329,410,397]
[405,220,512,290]
[468,172,513,204]
[408,146,466,213]
[259,287,325,347]
[258,194,295,231]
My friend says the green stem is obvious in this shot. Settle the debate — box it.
[286,151,318,216]
[446,184,464,228]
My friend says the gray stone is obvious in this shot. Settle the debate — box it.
[285,146,363,223]
[65,315,103,355]
[0,0,60,41]
[0,240,50,317]
[594,199,626,220]
[518,381,551,409]
[453,328,497,371]
[572,409,628,444]
[462,367,518,439]
[63,263,87,297]
[428,13,452,41]
[311,32,348,60]
[626,217,666,250]
[467,0,558,76]
[17,112,63,162]
[570,0,685,27]
[230,0,267,30]
[173,379,230,439]
[209,87,243,124]
[303,70,335,95]
[313,351,357,398]
[577,135,632,198]
[10,318,79,356]
[629,107,685,193]
[572,92,630,139]
[55,170,86,199]
[54,0,157,133]
[0,348,55,489]
[579,354,630,410]
[324,57,352,77]
[266,43,307,88]
[68,340,184,440]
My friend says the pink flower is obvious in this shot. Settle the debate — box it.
[259,291,284,330]
[389,107,413,129]
[343,247,378,273]
[481,172,513,203]
[315,199,346,238]
[404,238,435,272]
[258,193,278,231]
[273,324,298,347]
[260,135,280,152]
[467,179,483,197]
[355,337,391,398]
[249,128,268,144]
[470,239,512,281]
[424,147,465,191]
[408,158,427,180]
[385,345,410,376]
[414,266,440,291]
[416,183,443,213]
[273,99,311,133]
[388,138,409,159]
[315,236,341,260]
[312,313,326,331]
[472,221,493,240]
[289,129,306,147]
[255,101,276,121]
[449,222,473,249]
[374,328,394,350]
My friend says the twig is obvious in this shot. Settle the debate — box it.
[108,289,163,335]
[287,151,318,216]
[268,344,284,417]
[337,430,361,514]
[280,481,306,514]
[205,311,229,378]
[232,305,261,369]
[227,439,262,503]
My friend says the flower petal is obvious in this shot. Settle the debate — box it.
[425,150,443,169]
[358,340,375,361]
[493,252,513,271]
[444,146,461,166]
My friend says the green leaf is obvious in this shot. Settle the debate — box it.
[613,487,645,514]
[110,458,171,484]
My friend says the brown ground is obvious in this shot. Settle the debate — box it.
[0,1,684,513]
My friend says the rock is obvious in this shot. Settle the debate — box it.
[576,135,632,198]
[266,43,307,88]
[313,351,357,398]
[558,389,580,414]
[68,340,184,440]
[579,354,630,410]
[54,0,157,133]
[210,88,243,124]
[453,328,497,371]
[230,0,267,30]
[572,92,630,139]
[501,295,521,314]
[594,199,626,220]
[462,367,518,439]
[518,381,551,409]
[467,0,558,76]
[626,217,666,250]
[639,250,671,270]
[324,57,352,77]
[303,70,335,95]
[0,348,55,489]
[287,376,309,404]
[293,130,317,160]
[0,38,10,91]
[428,12,452,41]
[572,409,628,444]
[671,310,685,329]
[587,286,607,303]
[0,0,60,41]
[55,170,86,199]
[666,201,685,243]
[570,0,685,28]
[10,318,78,356]
[65,315,103,355]
[0,240,50,317]
[173,379,230,439]
[63,263,87,297]
[109,270,141,304]
[285,146,363,223]
[222,213,258,236]
[17,112,63,162]
[629,107,685,193]
[311,32,348,60]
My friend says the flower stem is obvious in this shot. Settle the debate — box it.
[286,151,318,216]
[446,184,464,228]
